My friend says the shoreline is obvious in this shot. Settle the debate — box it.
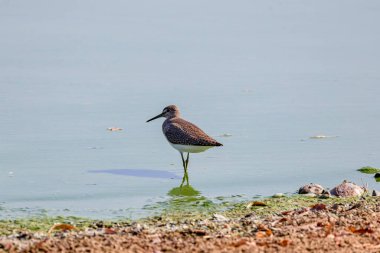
[1,194,379,252]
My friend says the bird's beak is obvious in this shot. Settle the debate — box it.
[146,112,164,122]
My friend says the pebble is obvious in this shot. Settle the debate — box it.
[132,223,143,234]
[372,190,380,196]
[272,193,285,198]
[303,193,317,198]
[212,214,229,222]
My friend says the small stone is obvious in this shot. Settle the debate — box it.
[303,193,317,198]
[319,193,331,199]
[212,214,229,222]
[372,190,380,196]
[272,193,285,198]
[374,173,380,178]
[152,237,161,244]
[132,223,143,234]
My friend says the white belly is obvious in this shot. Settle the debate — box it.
[169,143,213,153]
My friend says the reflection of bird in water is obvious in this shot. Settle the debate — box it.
[147,105,223,186]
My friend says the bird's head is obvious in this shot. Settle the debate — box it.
[146,105,180,122]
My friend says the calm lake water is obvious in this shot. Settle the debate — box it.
[1,0,380,219]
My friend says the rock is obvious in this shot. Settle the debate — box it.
[272,193,285,198]
[212,214,229,222]
[298,183,327,195]
[372,190,380,196]
[131,223,143,234]
[330,180,365,197]
[374,173,380,178]
[319,192,331,199]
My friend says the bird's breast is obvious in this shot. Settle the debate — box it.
[169,143,214,153]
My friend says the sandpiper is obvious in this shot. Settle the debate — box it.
[147,105,223,186]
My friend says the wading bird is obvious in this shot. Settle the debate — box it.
[147,105,223,186]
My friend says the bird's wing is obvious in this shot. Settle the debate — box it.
[163,118,222,146]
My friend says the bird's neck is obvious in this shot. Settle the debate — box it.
[164,115,180,124]
[167,112,181,119]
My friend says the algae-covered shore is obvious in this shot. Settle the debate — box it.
[1,194,379,252]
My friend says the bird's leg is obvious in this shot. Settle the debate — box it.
[180,152,186,187]
[185,153,190,185]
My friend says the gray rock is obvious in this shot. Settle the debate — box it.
[330,180,365,197]
[372,190,380,196]
[212,213,229,222]
[272,193,285,198]
[298,183,327,195]
[132,223,143,234]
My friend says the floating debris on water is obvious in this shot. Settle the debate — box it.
[88,146,104,149]
[107,127,123,132]
[356,166,380,183]
[218,133,232,137]
[309,135,338,139]
[357,166,380,174]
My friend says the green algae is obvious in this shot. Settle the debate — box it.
[143,185,219,220]
[0,216,96,236]
[1,195,376,236]
[143,194,367,224]
[357,166,380,174]
[168,185,200,197]
[224,195,365,219]
[0,215,134,236]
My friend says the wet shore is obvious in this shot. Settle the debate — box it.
[1,194,379,252]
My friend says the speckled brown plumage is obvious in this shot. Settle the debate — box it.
[147,105,222,185]
[163,117,222,146]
